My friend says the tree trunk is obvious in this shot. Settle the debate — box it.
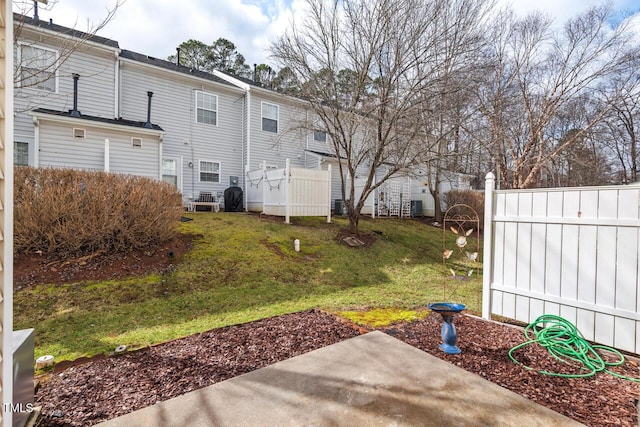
[347,204,360,236]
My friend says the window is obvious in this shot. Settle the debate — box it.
[131,137,142,148]
[14,142,28,166]
[261,102,278,133]
[196,91,217,125]
[18,44,57,92]
[73,128,86,139]
[199,160,220,183]
[162,159,178,186]
[313,131,327,142]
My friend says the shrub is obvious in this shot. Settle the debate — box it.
[443,189,484,229]
[15,167,184,256]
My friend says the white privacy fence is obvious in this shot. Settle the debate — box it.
[246,159,332,223]
[483,173,640,353]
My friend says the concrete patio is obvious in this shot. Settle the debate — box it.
[98,331,583,426]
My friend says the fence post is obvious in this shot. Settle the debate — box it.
[285,158,291,224]
[482,172,495,320]
[327,164,332,223]
[261,161,267,214]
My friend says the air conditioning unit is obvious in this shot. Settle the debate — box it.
[410,200,423,217]
[13,329,35,427]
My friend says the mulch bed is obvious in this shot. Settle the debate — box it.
[34,310,638,426]
[14,234,194,290]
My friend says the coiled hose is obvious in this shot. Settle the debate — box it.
[508,314,639,382]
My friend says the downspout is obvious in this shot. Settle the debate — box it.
[246,89,251,175]
[114,51,120,118]
[245,88,251,209]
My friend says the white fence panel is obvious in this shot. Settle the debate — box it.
[263,167,288,217]
[289,167,331,217]
[483,174,640,353]
[250,159,331,223]
[246,168,265,212]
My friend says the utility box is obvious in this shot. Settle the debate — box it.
[13,329,35,427]
[410,200,423,217]
[229,176,239,186]
[334,199,343,216]
[334,199,349,216]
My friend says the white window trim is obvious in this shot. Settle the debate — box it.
[16,42,59,93]
[162,157,182,192]
[261,101,279,133]
[198,159,221,183]
[195,90,218,126]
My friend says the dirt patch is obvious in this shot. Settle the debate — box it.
[335,229,377,248]
[14,233,194,289]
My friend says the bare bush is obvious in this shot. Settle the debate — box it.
[15,167,184,256]
[443,189,484,229]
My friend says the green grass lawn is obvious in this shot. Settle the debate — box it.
[14,213,483,362]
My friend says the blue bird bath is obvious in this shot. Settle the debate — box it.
[428,303,466,355]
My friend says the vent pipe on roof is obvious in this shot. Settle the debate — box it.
[33,0,39,21]
[176,47,181,65]
[253,63,258,83]
[70,74,81,118]
[144,91,154,129]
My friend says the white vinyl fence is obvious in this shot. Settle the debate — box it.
[246,159,332,223]
[483,173,640,353]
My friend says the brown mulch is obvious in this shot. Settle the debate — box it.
[33,310,639,427]
[18,227,638,427]
[34,310,362,426]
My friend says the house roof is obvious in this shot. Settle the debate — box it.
[32,108,164,132]
[14,13,120,49]
[305,149,346,161]
[120,50,237,88]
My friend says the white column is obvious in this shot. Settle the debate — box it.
[104,139,110,172]
[0,1,14,425]
[482,172,495,320]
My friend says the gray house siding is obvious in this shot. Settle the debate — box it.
[14,24,119,166]
[34,118,161,177]
[248,90,307,170]
[38,121,105,170]
[119,58,245,202]
[108,135,161,178]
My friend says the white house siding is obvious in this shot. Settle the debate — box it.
[14,24,118,165]
[249,90,307,170]
[36,119,160,177]
[37,120,107,170]
[119,58,245,201]
[107,135,160,178]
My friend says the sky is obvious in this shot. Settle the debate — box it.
[15,0,640,67]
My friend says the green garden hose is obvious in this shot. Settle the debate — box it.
[508,314,640,382]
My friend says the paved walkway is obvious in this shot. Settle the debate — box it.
[98,331,583,426]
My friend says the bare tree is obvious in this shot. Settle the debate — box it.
[13,0,124,91]
[414,0,494,222]
[477,5,638,189]
[596,65,640,184]
[272,0,494,234]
